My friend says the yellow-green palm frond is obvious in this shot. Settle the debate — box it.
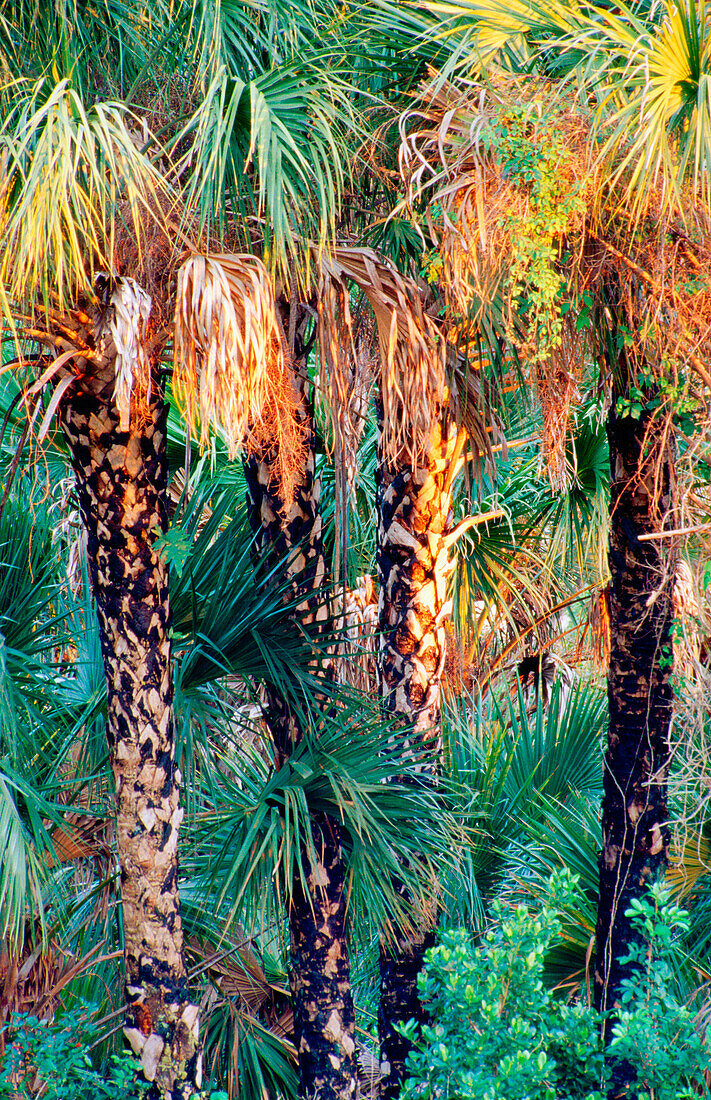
[577,0,711,215]
[0,78,170,315]
[173,252,283,457]
[178,59,352,278]
[423,0,583,69]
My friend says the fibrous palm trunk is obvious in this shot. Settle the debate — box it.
[60,312,199,1098]
[595,394,674,1097]
[244,362,356,1100]
[377,419,457,1100]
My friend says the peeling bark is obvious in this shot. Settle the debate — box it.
[60,305,199,1099]
[244,358,357,1100]
[377,418,457,1100]
[595,396,674,1097]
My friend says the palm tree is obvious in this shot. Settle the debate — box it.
[314,244,502,1096]
[378,2,711,1090]
[0,3,370,1097]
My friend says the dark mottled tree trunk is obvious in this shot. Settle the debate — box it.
[377,419,457,1100]
[60,311,199,1099]
[595,394,675,1097]
[289,813,356,1100]
[244,362,357,1100]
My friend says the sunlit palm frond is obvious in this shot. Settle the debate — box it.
[570,0,711,213]
[179,57,351,272]
[421,0,584,70]
[0,78,169,314]
[173,251,282,455]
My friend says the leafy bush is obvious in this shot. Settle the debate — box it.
[401,872,711,1100]
[0,1009,228,1100]
[0,1010,148,1099]
[400,870,605,1100]
[608,882,711,1100]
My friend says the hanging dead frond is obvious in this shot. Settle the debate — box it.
[316,246,447,469]
[537,346,581,492]
[315,246,500,476]
[173,253,281,457]
[316,270,375,582]
[104,277,152,432]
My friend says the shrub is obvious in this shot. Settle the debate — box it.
[608,882,711,1100]
[400,870,605,1100]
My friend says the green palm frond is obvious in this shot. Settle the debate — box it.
[1,0,171,95]
[571,0,711,211]
[500,679,605,806]
[505,792,601,992]
[179,54,352,270]
[187,706,457,939]
[534,412,609,579]
[0,763,68,949]
[441,677,605,931]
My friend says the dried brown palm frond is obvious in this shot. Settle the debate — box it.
[588,585,611,673]
[0,930,119,1050]
[316,273,375,581]
[246,349,309,518]
[315,245,499,473]
[105,277,153,432]
[396,73,593,484]
[173,253,283,457]
[395,69,711,491]
[536,334,581,492]
[316,245,447,469]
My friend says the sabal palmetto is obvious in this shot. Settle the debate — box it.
[0,4,376,1095]
[313,244,504,1096]
[0,3,357,1096]
[379,2,711,1090]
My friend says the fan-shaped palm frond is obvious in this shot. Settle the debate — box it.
[441,677,605,931]
[179,57,352,273]
[0,79,170,314]
[1,0,171,96]
[187,706,457,940]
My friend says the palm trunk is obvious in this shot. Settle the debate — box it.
[244,362,357,1100]
[60,319,199,1098]
[288,813,356,1100]
[595,393,674,1096]
[377,418,457,1100]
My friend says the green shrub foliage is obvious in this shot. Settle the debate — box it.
[401,872,711,1100]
